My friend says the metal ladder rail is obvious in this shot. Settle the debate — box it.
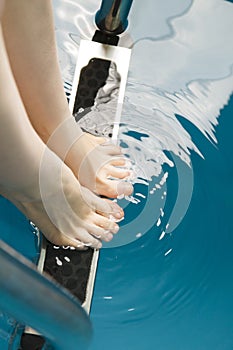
[0,240,92,350]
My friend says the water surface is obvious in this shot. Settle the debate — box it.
[1,0,232,349]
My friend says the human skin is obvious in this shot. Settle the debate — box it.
[2,0,133,198]
[0,23,124,249]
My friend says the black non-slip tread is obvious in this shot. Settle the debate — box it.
[73,57,111,121]
[43,241,94,305]
[19,334,45,350]
[19,243,94,350]
[41,55,111,313]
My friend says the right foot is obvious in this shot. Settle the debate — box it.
[44,118,134,198]
[67,132,133,198]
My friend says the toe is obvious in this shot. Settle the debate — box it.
[104,199,124,219]
[45,230,88,250]
[86,223,116,242]
[86,133,107,144]
[100,143,122,156]
[101,180,133,198]
[59,226,103,250]
[93,213,119,233]
[117,181,134,196]
[96,199,124,220]
[110,157,128,166]
[106,165,131,179]
[87,190,116,214]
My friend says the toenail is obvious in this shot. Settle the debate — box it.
[117,182,133,196]
[109,214,117,221]
[84,242,92,247]
[113,225,119,233]
[115,216,124,223]
[109,214,124,223]
[107,233,113,241]
[77,243,87,250]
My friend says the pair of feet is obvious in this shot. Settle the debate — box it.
[2,132,133,249]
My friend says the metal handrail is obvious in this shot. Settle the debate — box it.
[95,0,134,35]
[0,240,92,350]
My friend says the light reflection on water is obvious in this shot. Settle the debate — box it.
[52,0,233,349]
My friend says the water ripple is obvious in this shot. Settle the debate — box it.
[52,0,233,348]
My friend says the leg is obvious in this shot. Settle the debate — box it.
[0,0,4,18]
[0,24,123,249]
[2,0,133,198]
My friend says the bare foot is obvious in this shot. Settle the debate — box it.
[68,133,134,198]
[44,118,133,198]
[1,165,124,249]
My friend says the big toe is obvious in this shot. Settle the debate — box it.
[97,179,133,198]
[116,181,133,197]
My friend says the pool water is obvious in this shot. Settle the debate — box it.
[89,96,233,350]
[0,0,233,349]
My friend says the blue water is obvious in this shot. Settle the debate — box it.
[0,0,233,349]
[89,96,233,350]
